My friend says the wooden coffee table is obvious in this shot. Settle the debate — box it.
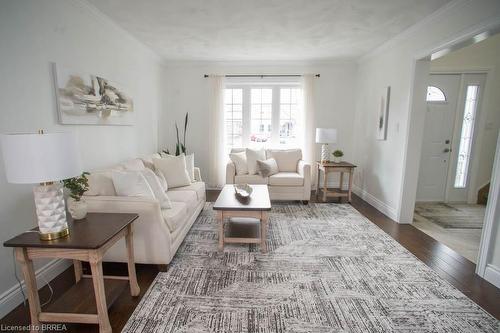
[4,213,140,333]
[213,185,271,253]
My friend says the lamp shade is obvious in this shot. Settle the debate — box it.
[1,132,82,184]
[315,128,337,144]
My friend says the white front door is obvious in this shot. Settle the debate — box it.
[416,74,461,201]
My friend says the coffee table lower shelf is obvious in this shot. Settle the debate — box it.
[224,218,262,244]
[40,277,127,324]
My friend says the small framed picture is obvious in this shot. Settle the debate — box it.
[377,86,390,140]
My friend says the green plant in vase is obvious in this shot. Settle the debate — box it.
[62,172,90,220]
[332,150,344,163]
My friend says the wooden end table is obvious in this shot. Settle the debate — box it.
[4,213,140,333]
[316,161,357,202]
[213,185,271,253]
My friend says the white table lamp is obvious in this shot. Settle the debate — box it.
[1,131,82,240]
[316,128,337,163]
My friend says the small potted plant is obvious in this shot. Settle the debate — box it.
[63,172,90,220]
[332,150,344,163]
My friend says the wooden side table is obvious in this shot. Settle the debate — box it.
[316,161,356,202]
[213,185,271,253]
[4,213,140,333]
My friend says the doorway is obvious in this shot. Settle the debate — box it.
[413,69,490,263]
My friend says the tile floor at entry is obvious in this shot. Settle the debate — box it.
[413,202,485,263]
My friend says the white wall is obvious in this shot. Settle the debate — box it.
[351,0,500,222]
[160,61,357,185]
[0,0,163,317]
[430,33,500,202]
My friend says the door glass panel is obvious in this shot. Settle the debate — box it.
[454,85,479,188]
[426,86,446,102]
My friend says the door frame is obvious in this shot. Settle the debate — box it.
[476,133,500,280]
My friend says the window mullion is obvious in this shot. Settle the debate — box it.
[271,86,280,147]
[242,86,251,148]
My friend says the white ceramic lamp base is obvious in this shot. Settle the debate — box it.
[33,183,69,240]
[321,144,330,163]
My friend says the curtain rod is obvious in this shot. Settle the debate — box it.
[203,74,320,78]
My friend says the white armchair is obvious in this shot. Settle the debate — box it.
[226,149,311,202]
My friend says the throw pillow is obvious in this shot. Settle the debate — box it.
[154,169,168,192]
[229,151,248,175]
[111,171,155,199]
[140,169,171,209]
[257,158,279,177]
[246,148,266,175]
[266,149,302,172]
[162,153,196,182]
[153,155,191,188]
[120,158,146,171]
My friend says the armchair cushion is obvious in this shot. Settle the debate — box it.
[234,174,268,184]
[269,172,304,186]
[266,149,302,172]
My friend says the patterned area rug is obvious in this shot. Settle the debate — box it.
[414,202,485,229]
[123,203,498,333]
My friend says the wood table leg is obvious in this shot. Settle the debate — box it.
[316,165,320,199]
[260,211,268,253]
[73,260,82,283]
[15,248,41,333]
[339,172,344,191]
[348,170,353,202]
[89,257,112,333]
[217,211,224,251]
[323,169,328,202]
[125,224,140,296]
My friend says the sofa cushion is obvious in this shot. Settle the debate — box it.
[161,202,188,232]
[235,174,268,185]
[169,182,206,201]
[268,172,304,186]
[85,165,124,196]
[167,190,198,211]
[141,153,161,170]
[121,158,146,171]
[153,155,191,188]
[246,148,266,175]
[266,149,302,172]
[229,151,248,175]
[257,158,279,177]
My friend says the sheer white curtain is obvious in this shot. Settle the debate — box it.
[207,75,226,188]
[301,74,316,168]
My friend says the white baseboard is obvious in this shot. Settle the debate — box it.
[352,185,399,221]
[484,264,500,289]
[0,258,71,319]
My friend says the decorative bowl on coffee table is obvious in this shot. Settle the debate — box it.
[233,184,253,198]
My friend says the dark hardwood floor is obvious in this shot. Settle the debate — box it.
[1,190,499,332]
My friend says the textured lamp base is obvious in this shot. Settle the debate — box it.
[321,144,330,164]
[33,183,70,241]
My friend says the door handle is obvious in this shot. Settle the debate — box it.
[443,148,451,153]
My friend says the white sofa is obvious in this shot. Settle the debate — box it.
[226,148,311,202]
[83,155,205,266]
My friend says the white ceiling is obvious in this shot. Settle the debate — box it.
[88,0,451,61]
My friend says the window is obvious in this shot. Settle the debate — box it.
[454,85,479,188]
[224,83,301,150]
[280,88,300,146]
[426,86,446,102]
[250,88,272,145]
[224,89,243,147]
